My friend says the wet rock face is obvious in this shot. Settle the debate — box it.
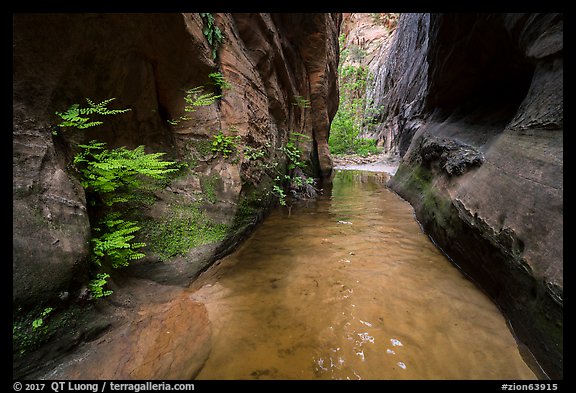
[365,13,430,155]
[13,115,91,308]
[380,13,563,378]
[13,13,339,304]
[34,289,211,380]
[13,13,340,378]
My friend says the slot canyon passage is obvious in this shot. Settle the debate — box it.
[13,13,562,381]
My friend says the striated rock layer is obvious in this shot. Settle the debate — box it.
[371,13,563,378]
[13,13,340,378]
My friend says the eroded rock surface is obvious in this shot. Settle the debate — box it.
[13,13,340,379]
[33,282,211,380]
[372,13,563,378]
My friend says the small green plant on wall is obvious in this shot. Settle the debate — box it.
[212,129,241,158]
[53,98,131,135]
[200,13,224,60]
[272,132,317,207]
[208,72,232,91]
[88,273,114,299]
[54,97,180,299]
[31,307,53,332]
[167,86,222,126]
[292,95,311,109]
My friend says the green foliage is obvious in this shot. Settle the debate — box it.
[292,95,311,109]
[89,273,113,298]
[200,13,224,60]
[329,48,381,156]
[13,306,55,354]
[208,72,232,91]
[31,307,53,332]
[184,86,221,111]
[212,130,240,158]
[54,98,130,134]
[272,132,316,207]
[55,97,182,299]
[348,45,367,62]
[243,145,267,161]
[168,86,222,125]
[140,203,229,261]
[355,138,381,156]
[74,141,178,206]
[281,132,309,170]
[91,212,146,268]
[272,181,287,206]
[201,174,220,204]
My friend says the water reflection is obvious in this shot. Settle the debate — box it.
[190,170,536,380]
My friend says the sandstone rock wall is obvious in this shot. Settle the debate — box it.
[375,13,563,378]
[364,13,429,155]
[13,13,340,378]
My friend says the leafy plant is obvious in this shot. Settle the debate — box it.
[272,181,287,206]
[72,138,182,275]
[31,307,53,332]
[90,212,146,268]
[200,13,224,60]
[74,141,179,206]
[209,72,232,91]
[329,53,381,156]
[54,97,182,301]
[89,273,113,298]
[292,95,311,109]
[54,98,130,135]
[212,130,240,158]
[167,86,222,125]
[272,132,318,207]
[281,132,309,170]
[243,145,267,161]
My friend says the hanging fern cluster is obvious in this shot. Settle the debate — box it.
[167,86,222,125]
[74,141,179,204]
[54,98,130,134]
[55,97,180,298]
[73,140,180,269]
[90,212,146,268]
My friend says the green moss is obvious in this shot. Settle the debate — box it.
[399,164,456,232]
[193,139,215,158]
[201,174,220,204]
[13,304,81,355]
[139,203,229,262]
[233,176,276,230]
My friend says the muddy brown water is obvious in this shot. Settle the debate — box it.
[190,170,537,380]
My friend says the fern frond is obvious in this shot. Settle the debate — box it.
[55,98,130,130]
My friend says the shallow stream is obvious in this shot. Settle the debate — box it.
[190,170,536,380]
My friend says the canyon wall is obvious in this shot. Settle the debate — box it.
[370,13,563,378]
[13,13,340,378]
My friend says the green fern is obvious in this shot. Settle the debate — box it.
[88,273,113,298]
[167,86,222,125]
[74,141,178,204]
[91,212,146,268]
[54,98,130,134]
[73,141,178,267]
[208,72,232,91]
[183,86,221,112]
